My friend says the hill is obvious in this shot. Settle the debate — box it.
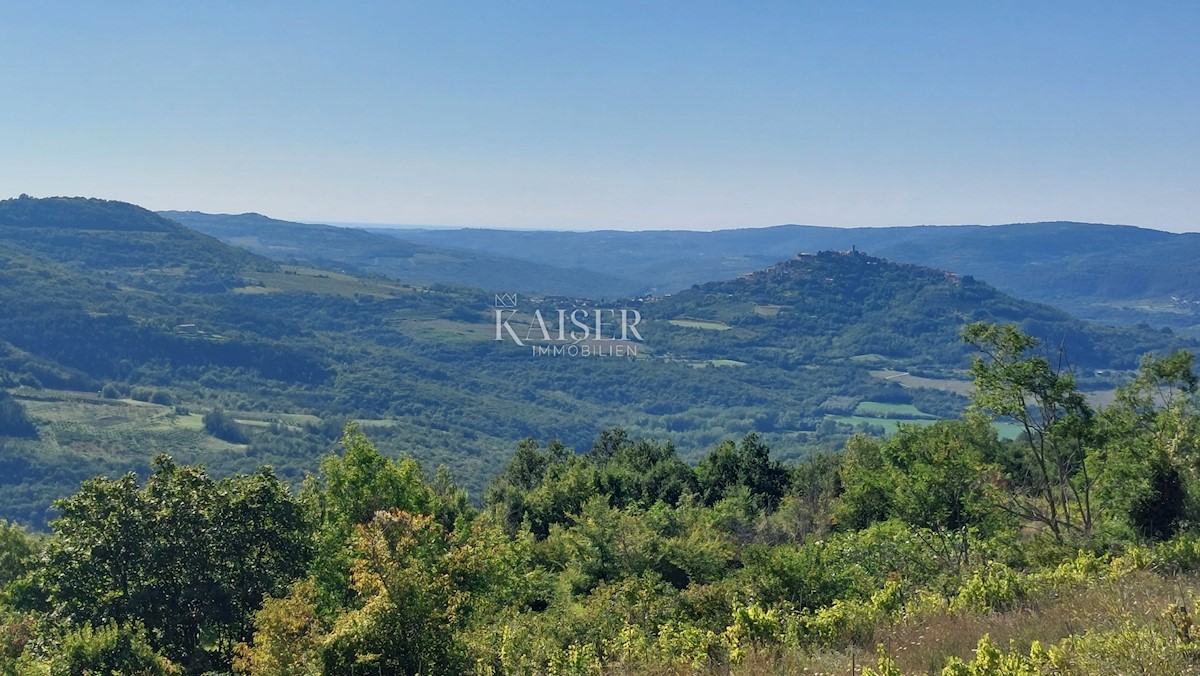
[0,196,1189,528]
[371,221,1200,332]
[162,210,642,297]
[645,249,1174,371]
[2,196,269,293]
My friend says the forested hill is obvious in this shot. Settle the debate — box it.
[1,196,270,290]
[647,249,1184,371]
[163,210,641,297]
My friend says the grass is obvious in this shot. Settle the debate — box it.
[404,318,495,342]
[170,413,206,431]
[753,305,784,317]
[606,571,1200,675]
[12,389,332,458]
[668,318,732,331]
[870,369,1118,411]
[870,369,974,396]
[833,410,1025,440]
[689,359,748,368]
[17,392,238,459]
[853,401,937,419]
[826,415,940,434]
[237,265,418,298]
[354,418,403,428]
[994,421,1026,440]
[863,570,1200,675]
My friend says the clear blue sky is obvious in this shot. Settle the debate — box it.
[2,2,1197,231]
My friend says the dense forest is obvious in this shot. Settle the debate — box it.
[4,323,1200,673]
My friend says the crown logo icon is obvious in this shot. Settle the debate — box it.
[494,293,518,308]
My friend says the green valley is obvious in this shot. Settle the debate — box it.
[0,197,1191,532]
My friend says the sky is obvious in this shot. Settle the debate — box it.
[1,2,1197,231]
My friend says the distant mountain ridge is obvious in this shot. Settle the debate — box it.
[367,221,1200,332]
[163,210,643,297]
[161,209,1200,332]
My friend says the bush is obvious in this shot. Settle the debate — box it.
[48,622,177,675]
[950,562,1023,613]
[1153,532,1200,573]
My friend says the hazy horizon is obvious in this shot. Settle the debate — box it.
[317,218,1180,234]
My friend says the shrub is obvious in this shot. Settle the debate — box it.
[950,563,1023,614]
[48,622,177,675]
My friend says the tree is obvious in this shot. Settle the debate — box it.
[216,467,315,653]
[963,322,1097,541]
[312,423,435,527]
[233,579,324,676]
[42,456,310,670]
[698,434,789,513]
[0,393,36,439]
[320,510,525,675]
[837,420,1005,568]
[0,520,35,591]
[835,435,894,530]
[42,473,151,630]
[203,408,248,444]
[303,423,436,609]
[1099,350,1200,539]
[886,420,1004,568]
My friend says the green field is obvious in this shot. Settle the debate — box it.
[870,369,1119,411]
[994,421,1025,440]
[849,353,889,363]
[11,390,333,457]
[667,318,732,331]
[826,414,939,434]
[687,358,748,368]
[404,318,495,342]
[853,401,938,419]
[237,265,418,298]
[16,392,241,459]
[835,401,1024,439]
[870,369,974,395]
[354,418,403,428]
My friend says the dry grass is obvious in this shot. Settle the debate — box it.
[805,571,1200,675]
[603,571,1200,675]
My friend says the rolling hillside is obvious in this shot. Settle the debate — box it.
[163,210,642,297]
[0,196,1190,528]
